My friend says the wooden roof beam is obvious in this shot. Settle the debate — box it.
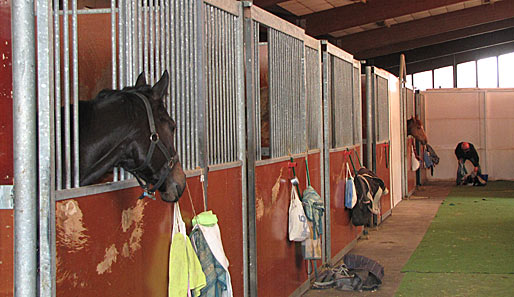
[337,0,514,57]
[353,17,514,59]
[304,0,470,36]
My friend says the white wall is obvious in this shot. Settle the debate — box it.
[423,88,514,181]
[388,74,402,206]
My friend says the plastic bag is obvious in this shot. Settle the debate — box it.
[345,163,357,209]
[288,185,310,242]
[411,145,420,171]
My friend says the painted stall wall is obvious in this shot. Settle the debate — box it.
[0,0,13,295]
[329,148,362,260]
[423,88,514,181]
[0,0,12,186]
[255,154,322,297]
[56,189,172,297]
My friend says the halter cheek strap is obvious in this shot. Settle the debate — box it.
[126,92,177,200]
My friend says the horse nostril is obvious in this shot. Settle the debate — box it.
[176,183,185,197]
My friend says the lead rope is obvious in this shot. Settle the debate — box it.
[200,174,207,212]
[185,182,198,220]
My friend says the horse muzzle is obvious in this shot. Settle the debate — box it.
[160,162,186,202]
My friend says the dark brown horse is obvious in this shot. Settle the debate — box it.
[79,71,186,202]
[407,116,427,145]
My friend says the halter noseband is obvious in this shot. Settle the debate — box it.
[127,91,178,200]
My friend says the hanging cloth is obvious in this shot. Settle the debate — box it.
[190,211,233,297]
[169,203,206,297]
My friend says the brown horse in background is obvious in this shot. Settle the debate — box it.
[407,116,428,145]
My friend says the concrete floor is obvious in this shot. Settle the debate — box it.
[301,181,454,297]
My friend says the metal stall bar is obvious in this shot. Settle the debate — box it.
[353,60,362,149]
[325,43,354,149]
[72,0,80,187]
[242,3,257,296]
[321,40,331,264]
[63,0,72,189]
[12,0,37,294]
[37,0,56,294]
[304,39,322,151]
[203,3,240,166]
[266,32,305,157]
[54,0,62,191]
[253,20,261,160]
[365,66,373,171]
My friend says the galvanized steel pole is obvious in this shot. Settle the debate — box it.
[365,66,373,170]
[11,0,38,295]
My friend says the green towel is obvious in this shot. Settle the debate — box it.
[169,233,207,297]
[192,211,218,227]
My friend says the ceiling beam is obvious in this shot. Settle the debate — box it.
[353,17,514,59]
[337,0,514,57]
[304,0,469,37]
[252,0,286,9]
[370,27,514,74]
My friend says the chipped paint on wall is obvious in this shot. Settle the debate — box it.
[271,166,288,205]
[121,199,147,256]
[56,200,89,252]
[96,244,118,275]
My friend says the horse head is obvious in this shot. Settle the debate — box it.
[127,71,186,202]
[79,71,186,202]
[407,116,427,145]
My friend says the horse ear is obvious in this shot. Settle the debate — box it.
[152,70,169,100]
[135,72,146,87]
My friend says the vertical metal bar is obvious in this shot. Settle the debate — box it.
[196,0,207,208]
[243,5,257,295]
[254,21,261,160]
[155,0,160,77]
[112,0,121,182]
[72,0,80,187]
[234,4,247,295]
[229,14,237,161]
[164,0,170,111]
[54,0,62,190]
[126,0,132,84]
[143,0,149,80]
[149,0,154,83]
[118,0,125,88]
[234,4,248,296]
[111,0,117,88]
[12,0,37,293]
[37,0,56,294]
[214,8,221,165]
[365,66,373,171]
[138,0,143,74]
[160,0,165,77]
[268,29,274,157]
[321,42,331,264]
[220,10,229,163]
[63,0,71,189]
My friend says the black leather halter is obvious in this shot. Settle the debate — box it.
[127,91,178,200]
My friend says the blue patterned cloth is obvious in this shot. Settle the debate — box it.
[190,227,227,297]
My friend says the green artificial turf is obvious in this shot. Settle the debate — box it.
[396,273,514,297]
[396,181,514,297]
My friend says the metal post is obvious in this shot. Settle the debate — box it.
[242,3,257,296]
[37,0,56,294]
[399,54,408,198]
[12,0,38,295]
[321,41,331,264]
[196,0,208,210]
[365,66,373,171]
